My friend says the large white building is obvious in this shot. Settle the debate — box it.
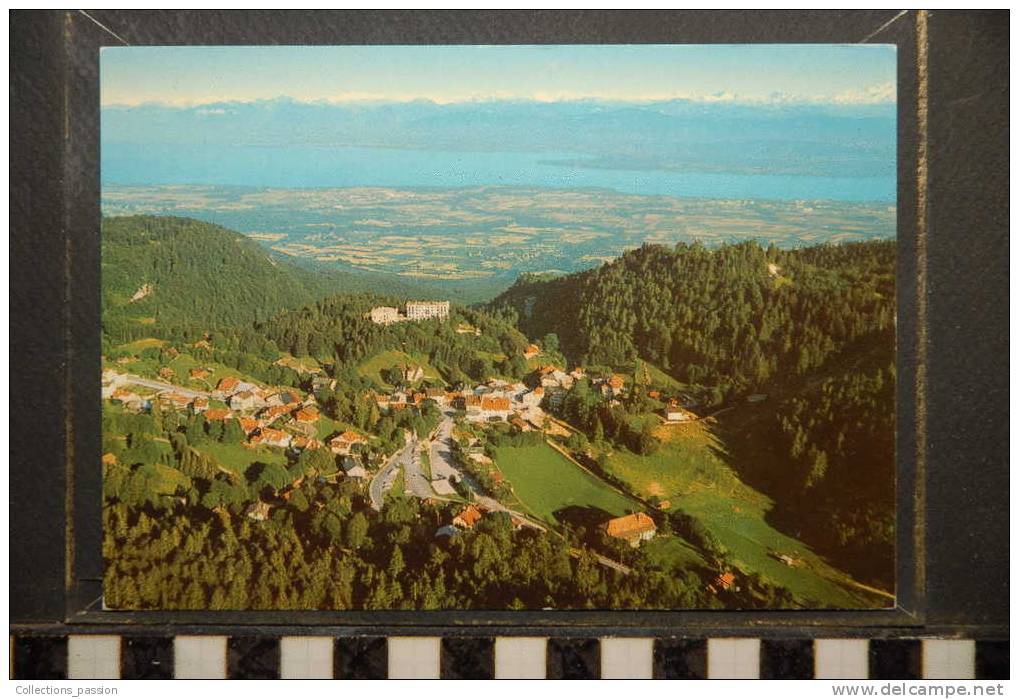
[405,300,450,321]
[369,301,450,324]
[369,306,401,325]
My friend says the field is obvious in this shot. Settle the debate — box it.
[356,350,443,388]
[117,337,165,352]
[492,441,638,526]
[601,419,886,607]
[103,185,896,296]
[195,440,286,477]
[642,535,708,573]
[604,420,761,503]
[630,358,687,392]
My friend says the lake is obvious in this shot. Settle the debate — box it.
[102,142,895,204]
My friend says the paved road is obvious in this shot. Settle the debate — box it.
[369,434,414,511]
[427,414,460,497]
[118,374,211,400]
[371,415,633,574]
[425,413,548,531]
[403,436,438,500]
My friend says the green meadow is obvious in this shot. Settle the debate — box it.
[492,441,638,526]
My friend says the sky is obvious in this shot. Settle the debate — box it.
[100,44,897,107]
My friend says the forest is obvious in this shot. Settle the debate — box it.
[102,403,727,611]
[490,240,896,587]
[101,215,452,350]
[101,215,897,606]
[490,240,894,393]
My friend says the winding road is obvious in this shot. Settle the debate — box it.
[113,373,211,400]
[368,434,415,511]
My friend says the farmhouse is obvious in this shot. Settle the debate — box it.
[521,386,544,407]
[510,416,531,432]
[481,396,511,421]
[238,417,260,435]
[251,427,291,449]
[291,436,323,452]
[709,572,737,593]
[161,392,192,410]
[602,374,626,398]
[425,387,447,406]
[604,512,657,547]
[664,402,694,422]
[260,404,293,424]
[400,364,425,383]
[158,367,175,380]
[452,505,483,530]
[461,394,484,421]
[214,377,243,398]
[280,390,303,405]
[523,344,540,359]
[230,390,264,412]
[340,457,367,479]
[312,376,337,392]
[265,391,289,407]
[189,367,211,380]
[330,431,365,456]
[435,524,460,538]
[295,406,320,424]
[245,501,272,522]
[204,408,233,421]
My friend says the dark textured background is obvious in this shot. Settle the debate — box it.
[10,10,1008,636]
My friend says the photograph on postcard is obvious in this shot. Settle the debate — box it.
[99,45,897,611]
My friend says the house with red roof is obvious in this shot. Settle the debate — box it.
[453,505,483,530]
[604,512,657,547]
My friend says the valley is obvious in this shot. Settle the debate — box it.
[101,214,895,611]
[103,185,895,301]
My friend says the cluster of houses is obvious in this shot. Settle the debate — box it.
[103,368,371,479]
[372,376,550,428]
[523,365,630,408]
[369,300,451,325]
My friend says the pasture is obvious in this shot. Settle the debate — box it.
[356,349,442,387]
[493,441,638,526]
[601,419,883,607]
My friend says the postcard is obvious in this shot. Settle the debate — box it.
[99,44,896,610]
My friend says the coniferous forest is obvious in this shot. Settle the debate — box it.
[101,215,897,609]
[489,241,896,587]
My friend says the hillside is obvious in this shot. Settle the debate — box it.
[102,216,337,344]
[101,215,459,348]
[489,240,896,588]
[257,293,531,384]
[489,240,895,393]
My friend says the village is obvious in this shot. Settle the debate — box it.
[101,308,705,570]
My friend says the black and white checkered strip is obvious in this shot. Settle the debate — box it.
[10,636,1008,679]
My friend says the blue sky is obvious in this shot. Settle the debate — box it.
[101,44,896,107]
